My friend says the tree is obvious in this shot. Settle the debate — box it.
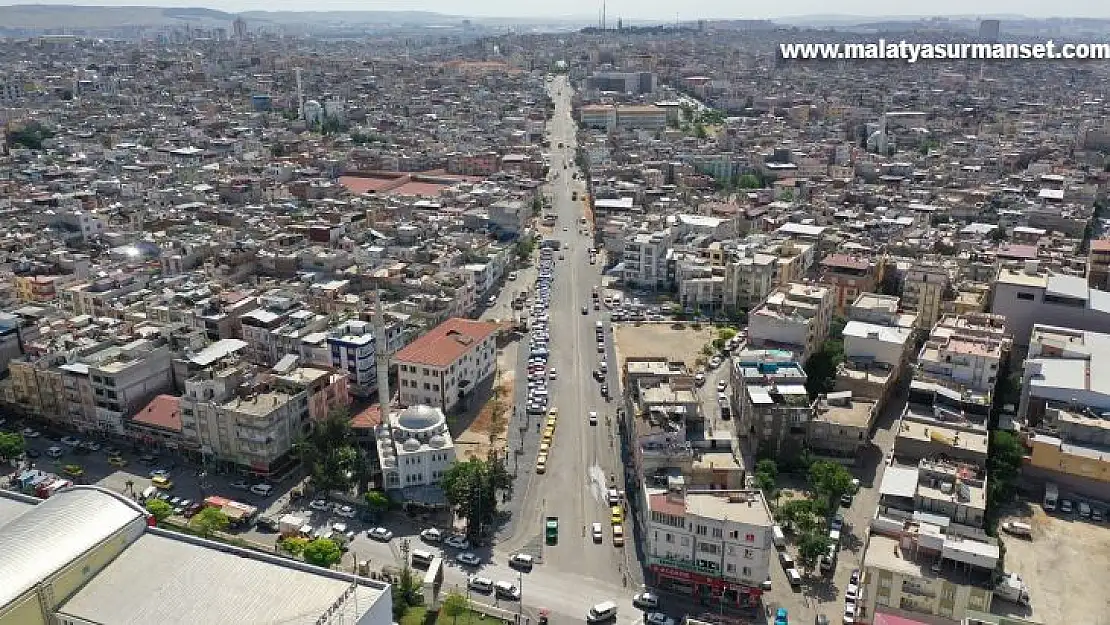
[0,432,26,461]
[279,535,309,557]
[296,408,358,495]
[441,456,512,538]
[303,537,343,568]
[797,532,831,571]
[189,506,230,537]
[515,237,536,261]
[987,430,1025,518]
[441,591,469,625]
[365,490,390,514]
[145,498,173,522]
[754,459,778,496]
[738,174,761,189]
[808,461,856,504]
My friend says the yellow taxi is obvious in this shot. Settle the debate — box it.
[151,475,174,490]
[108,456,128,467]
[539,442,550,456]
[613,524,625,547]
[546,416,557,430]
[610,505,624,525]
[535,454,548,474]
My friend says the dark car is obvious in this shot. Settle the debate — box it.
[183,502,203,518]
[25,448,40,459]
[139,454,158,464]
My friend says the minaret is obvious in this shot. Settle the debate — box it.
[294,67,304,120]
[877,113,888,156]
[372,290,392,413]
[602,0,606,30]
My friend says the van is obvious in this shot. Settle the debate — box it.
[787,568,802,586]
[587,601,618,623]
[411,549,436,568]
[772,525,786,548]
[141,485,158,500]
[468,576,494,593]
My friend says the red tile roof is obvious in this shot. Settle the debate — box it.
[648,492,686,516]
[1091,239,1110,252]
[821,254,871,271]
[350,403,383,430]
[132,394,182,432]
[394,317,500,368]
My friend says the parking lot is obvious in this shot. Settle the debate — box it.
[999,503,1110,624]
[611,323,718,372]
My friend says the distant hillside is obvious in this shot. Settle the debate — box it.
[0,4,461,31]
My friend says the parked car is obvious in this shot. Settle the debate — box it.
[646,613,674,625]
[367,527,393,542]
[250,484,273,497]
[509,553,535,570]
[421,528,444,543]
[444,535,470,550]
[310,499,332,512]
[456,552,482,567]
[230,480,250,490]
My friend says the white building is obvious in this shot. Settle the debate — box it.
[917,313,1010,395]
[376,404,457,493]
[990,263,1110,347]
[643,477,773,609]
[393,318,500,413]
[326,320,378,398]
[747,283,833,361]
[623,228,674,290]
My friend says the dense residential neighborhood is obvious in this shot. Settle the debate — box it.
[0,11,1109,625]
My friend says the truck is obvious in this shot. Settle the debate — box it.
[1044,482,1058,512]
[545,516,559,544]
[995,572,1031,607]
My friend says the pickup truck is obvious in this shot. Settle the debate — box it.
[545,516,559,544]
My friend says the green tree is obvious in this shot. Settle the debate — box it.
[303,537,343,568]
[279,535,309,557]
[0,431,26,461]
[296,408,358,495]
[441,456,512,538]
[365,490,390,514]
[441,591,469,625]
[987,430,1025,516]
[797,532,831,571]
[145,498,173,522]
[189,506,230,537]
[738,174,761,189]
[808,461,855,504]
[754,458,778,496]
[694,123,708,139]
[717,327,738,341]
[515,237,536,261]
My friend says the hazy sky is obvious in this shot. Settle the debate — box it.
[12,0,1110,20]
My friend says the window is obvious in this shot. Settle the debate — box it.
[745,533,755,542]
[1016,292,1035,301]
[665,533,674,543]
[711,527,723,538]
[744,549,754,558]
[725,563,735,573]
[728,530,739,539]
[695,525,708,536]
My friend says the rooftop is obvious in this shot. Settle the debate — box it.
[393,317,500,368]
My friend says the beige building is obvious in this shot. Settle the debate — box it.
[393,317,500,413]
[903,262,950,330]
[747,282,833,361]
[917,313,1010,398]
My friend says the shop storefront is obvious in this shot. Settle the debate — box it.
[650,564,762,609]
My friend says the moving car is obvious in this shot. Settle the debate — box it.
[456,552,482,567]
[591,522,604,542]
[509,553,535,570]
[589,411,598,426]
[151,475,173,490]
[421,528,444,543]
[444,535,470,550]
[632,591,659,610]
[468,576,494,593]
[646,613,674,625]
[250,484,273,497]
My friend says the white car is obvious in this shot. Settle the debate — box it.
[632,592,659,610]
[509,553,535,569]
[843,601,857,624]
[456,552,482,567]
[61,436,81,447]
[421,528,444,543]
[591,522,603,542]
[845,582,859,601]
[335,505,356,518]
[444,535,471,550]
[250,484,273,497]
[717,380,727,392]
[309,499,331,512]
[22,428,40,438]
[548,368,557,379]
[709,356,722,368]
[646,613,675,625]
[368,527,393,542]
[150,469,171,479]
[589,411,598,426]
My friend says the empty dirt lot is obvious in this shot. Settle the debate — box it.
[998,505,1110,623]
[612,322,718,371]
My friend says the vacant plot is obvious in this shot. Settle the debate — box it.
[613,323,718,372]
[998,505,1110,623]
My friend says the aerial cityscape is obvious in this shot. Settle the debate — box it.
[1,7,1109,625]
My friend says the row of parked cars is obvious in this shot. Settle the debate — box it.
[525,248,557,415]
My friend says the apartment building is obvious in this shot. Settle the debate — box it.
[623,228,675,290]
[724,248,776,310]
[1087,239,1110,289]
[808,393,878,461]
[1021,324,1110,497]
[324,320,378,398]
[859,525,997,624]
[643,477,772,610]
[819,254,882,315]
[916,313,1010,398]
[579,104,667,131]
[990,262,1110,348]
[393,317,500,413]
[730,352,813,460]
[747,283,833,362]
[903,262,951,330]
